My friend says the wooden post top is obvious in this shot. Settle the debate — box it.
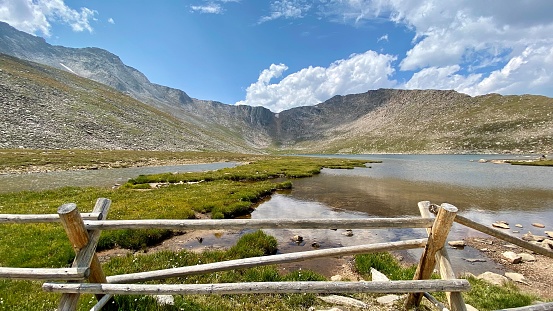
[440,203,458,213]
[58,203,77,215]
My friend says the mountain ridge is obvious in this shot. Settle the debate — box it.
[1,21,552,154]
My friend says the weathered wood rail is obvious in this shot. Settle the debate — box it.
[1,200,468,311]
[5,199,551,311]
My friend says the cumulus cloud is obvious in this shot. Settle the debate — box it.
[258,0,311,24]
[236,51,397,112]
[312,0,553,98]
[0,0,97,36]
[107,17,114,24]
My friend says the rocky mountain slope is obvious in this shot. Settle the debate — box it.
[0,53,259,152]
[1,21,552,154]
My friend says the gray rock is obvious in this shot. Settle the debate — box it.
[477,271,509,285]
[318,295,368,308]
[377,294,400,305]
[505,272,529,285]
[448,240,466,248]
[502,251,522,264]
[465,304,479,311]
[545,231,553,238]
[492,222,510,229]
[518,253,536,262]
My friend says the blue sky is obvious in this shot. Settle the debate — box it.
[2,1,553,112]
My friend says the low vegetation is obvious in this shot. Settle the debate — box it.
[508,159,553,167]
[354,252,540,311]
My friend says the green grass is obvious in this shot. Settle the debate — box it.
[353,252,542,311]
[0,157,371,267]
[509,159,553,167]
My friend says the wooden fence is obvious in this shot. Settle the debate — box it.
[1,199,552,311]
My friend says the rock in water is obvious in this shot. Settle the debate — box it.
[492,222,510,229]
[532,223,546,228]
[448,240,466,248]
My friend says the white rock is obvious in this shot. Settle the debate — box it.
[466,303,479,311]
[153,295,174,305]
[477,271,508,286]
[371,268,390,282]
[505,272,529,285]
[492,222,510,229]
[518,253,536,262]
[448,240,466,247]
[330,275,343,281]
[545,231,553,238]
[377,294,400,305]
[502,251,522,264]
[318,295,367,308]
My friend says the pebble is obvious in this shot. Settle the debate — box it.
[502,251,522,264]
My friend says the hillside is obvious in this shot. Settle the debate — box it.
[0,53,260,152]
[278,89,553,154]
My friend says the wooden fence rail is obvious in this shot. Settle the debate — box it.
[0,212,101,223]
[1,199,469,311]
[83,217,435,230]
[43,279,471,295]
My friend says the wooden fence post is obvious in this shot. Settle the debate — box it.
[405,202,458,309]
[57,199,111,311]
[418,201,467,311]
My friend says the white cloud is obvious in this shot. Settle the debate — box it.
[190,3,223,14]
[314,0,553,99]
[405,65,481,92]
[258,0,311,24]
[468,45,553,96]
[237,51,397,112]
[0,0,97,36]
[377,34,388,42]
[107,17,114,24]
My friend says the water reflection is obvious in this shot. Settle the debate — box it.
[251,154,553,275]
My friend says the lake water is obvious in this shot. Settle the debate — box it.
[3,154,552,275]
[0,162,237,193]
[251,154,553,275]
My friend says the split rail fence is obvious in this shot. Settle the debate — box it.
[1,199,552,311]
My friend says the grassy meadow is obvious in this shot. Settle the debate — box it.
[0,150,543,310]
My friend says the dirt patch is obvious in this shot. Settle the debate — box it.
[466,237,553,300]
